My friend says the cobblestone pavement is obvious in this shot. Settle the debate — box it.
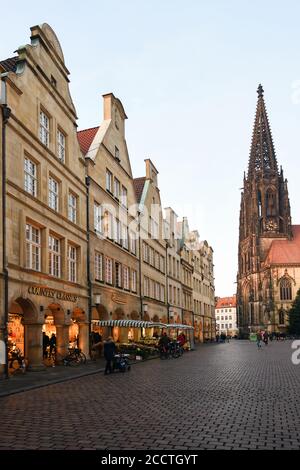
[0,340,300,450]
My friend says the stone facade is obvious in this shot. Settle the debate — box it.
[134,160,168,325]
[0,24,89,373]
[80,93,140,343]
[164,207,183,325]
[0,23,216,377]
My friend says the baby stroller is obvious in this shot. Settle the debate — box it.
[113,353,131,373]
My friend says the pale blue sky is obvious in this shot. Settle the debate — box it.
[1,1,300,296]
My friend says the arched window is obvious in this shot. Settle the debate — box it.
[280,277,292,301]
[266,189,276,216]
[279,309,285,325]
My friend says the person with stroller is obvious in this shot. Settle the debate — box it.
[104,336,116,375]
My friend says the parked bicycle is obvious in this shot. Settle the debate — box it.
[8,346,28,374]
[62,347,86,366]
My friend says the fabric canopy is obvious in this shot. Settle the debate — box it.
[92,319,194,330]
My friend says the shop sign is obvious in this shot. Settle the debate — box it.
[112,293,127,305]
[28,286,78,303]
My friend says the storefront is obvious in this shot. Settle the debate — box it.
[7,284,89,371]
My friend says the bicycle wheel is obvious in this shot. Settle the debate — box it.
[78,352,86,364]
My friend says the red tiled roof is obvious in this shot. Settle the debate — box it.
[0,57,18,73]
[77,126,99,155]
[133,177,146,202]
[216,296,236,309]
[265,225,300,265]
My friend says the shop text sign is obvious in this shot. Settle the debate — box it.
[28,286,78,303]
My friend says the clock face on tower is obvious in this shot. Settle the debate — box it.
[265,219,278,232]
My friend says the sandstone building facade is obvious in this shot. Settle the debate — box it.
[0,24,89,375]
[0,23,216,376]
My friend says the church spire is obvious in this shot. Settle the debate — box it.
[247,84,279,178]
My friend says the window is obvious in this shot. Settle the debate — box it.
[57,129,66,162]
[221,316,224,321]
[115,146,120,161]
[68,245,77,283]
[121,186,127,208]
[106,170,113,193]
[155,252,160,270]
[49,177,59,211]
[115,219,121,244]
[123,266,129,290]
[160,285,165,302]
[130,232,137,255]
[68,193,77,224]
[94,203,102,233]
[229,324,232,329]
[105,212,113,239]
[279,309,285,325]
[95,252,103,281]
[26,224,41,271]
[280,277,292,301]
[143,243,148,262]
[131,270,137,293]
[24,157,37,197]
[122,225,129,249]
[229,315,232,320]
[115,262,122,288]
[150,218,159,239]
[144,277,149,297]
[221,324,224,329]
[49,235,61,277]
[40,110,50,147]
[155,282,160,300]
[105,257,113,284]
[149,247,154,266]
[160,256,165,273]
[114,178,120,199]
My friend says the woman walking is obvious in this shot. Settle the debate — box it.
[103,336,116,375]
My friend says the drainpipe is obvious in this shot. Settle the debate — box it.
[86,175,92,357]
[138,211,143,320]
[1,74,11,379]
[165,242,170,324]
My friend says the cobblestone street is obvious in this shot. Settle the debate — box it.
[0,340,300,450]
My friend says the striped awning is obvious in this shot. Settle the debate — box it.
[91,320,194,330]
[165,323,195,330]
[91,320,165,329]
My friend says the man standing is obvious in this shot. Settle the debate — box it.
[104,336,116,375]
[256,331,262,349]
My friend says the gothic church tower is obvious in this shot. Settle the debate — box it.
[237,85,292,336]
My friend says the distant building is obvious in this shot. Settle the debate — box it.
[215,296,238,336]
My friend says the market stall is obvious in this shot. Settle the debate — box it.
[165,323,195,350]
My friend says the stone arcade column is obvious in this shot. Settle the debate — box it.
[78,322,90,358]
[24,322,46,371]
[55,325,70,360]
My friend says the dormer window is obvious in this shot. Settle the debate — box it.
[115,146,120,162]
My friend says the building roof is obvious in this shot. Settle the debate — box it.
[265,225,300,265]
[0,56,18,73]
[216,296,237,309]
[133,177,146,202]
[77,126,99,156]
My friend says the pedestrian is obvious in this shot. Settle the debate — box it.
[263,331,268,346]
[216,333,220,343]
[103,336,116,375]
[256,331,262,349]
[43,332,50,358]
[49,333,56,357]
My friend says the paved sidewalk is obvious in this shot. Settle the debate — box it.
[0,359,106,397]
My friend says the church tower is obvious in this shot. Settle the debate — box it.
[237,85,292,336]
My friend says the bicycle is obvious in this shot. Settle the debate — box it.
[8,347,28,374]
[62,347,86,366]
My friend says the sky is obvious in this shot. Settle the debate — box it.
[1,0,300,296]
